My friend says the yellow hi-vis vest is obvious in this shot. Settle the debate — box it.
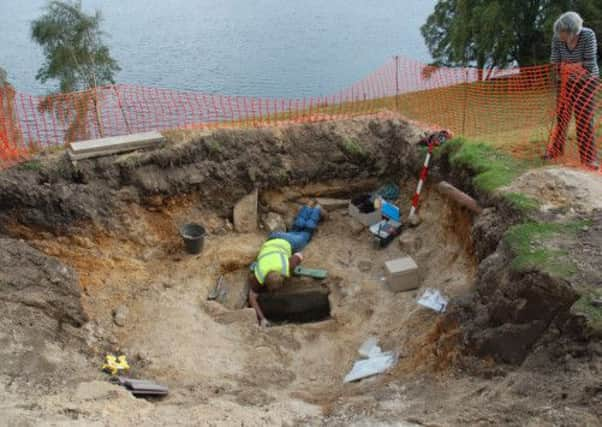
[254,238,292,285]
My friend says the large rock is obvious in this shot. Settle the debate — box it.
[262,212,287,233]
[315,197,350,211]
[216,270,250,310]
[448,247,579,365]
[233,189,258,232]
[0,238,90,392]
[0,238,87,326]
[113,305,129,327]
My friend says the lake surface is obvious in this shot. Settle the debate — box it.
[2,0,435,97]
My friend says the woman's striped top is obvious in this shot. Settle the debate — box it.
[550,27,599,76]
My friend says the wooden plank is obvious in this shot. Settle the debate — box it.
[70,137,159,155]
[68,131,164,160]
[70,131,164,153]
[435,181,483,214]
[67,145,149,160]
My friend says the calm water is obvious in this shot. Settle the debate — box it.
[2,0,435,97]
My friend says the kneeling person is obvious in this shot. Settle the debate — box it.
[248,204,323,325]
[248,237,304,325]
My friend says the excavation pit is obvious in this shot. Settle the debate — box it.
[5,118,556,425]
[258,279,332,324]
[211,262,334,324]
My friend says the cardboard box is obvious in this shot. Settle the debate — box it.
[384,257,419,292]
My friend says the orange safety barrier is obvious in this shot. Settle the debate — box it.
[0,56,600,172]
[0,85,26,167]
[545,63,601,169]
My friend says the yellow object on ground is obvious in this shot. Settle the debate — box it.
[102,354,130,375]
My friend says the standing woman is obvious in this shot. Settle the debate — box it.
[547,11,599,169]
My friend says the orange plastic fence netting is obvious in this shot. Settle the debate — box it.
[0,85,27,167]
[0,56,600,171]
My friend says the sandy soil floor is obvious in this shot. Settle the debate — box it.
[2,179,481,426]
[3,165,602,426]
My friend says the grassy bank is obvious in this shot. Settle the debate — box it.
[441,136,601,330]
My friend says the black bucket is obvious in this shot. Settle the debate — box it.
[180,223,205,254]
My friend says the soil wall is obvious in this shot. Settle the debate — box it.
[0,119,423,234]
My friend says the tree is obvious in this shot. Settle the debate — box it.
[31,0,119,92]
[422,0,602,75]
[0,67,7,87]
[31,1,120,139]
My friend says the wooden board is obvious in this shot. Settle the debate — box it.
[68,131,164,160]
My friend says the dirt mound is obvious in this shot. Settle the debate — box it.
[0,118,423,234]
[449,246,579,365]
[505,167,602,215]
[422,151,601,368]
[0,238,87,326]
[0,238,92,396]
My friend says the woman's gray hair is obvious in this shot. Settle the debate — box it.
[554,11,584,37]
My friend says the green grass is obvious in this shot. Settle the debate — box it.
[18,159,42,171]
[438,137,534,192]
[572,290,602,331]
[204,137,223,154]
[271,168,290,185]
[339,136,367,159]
[503,220,590,278]
[503,192,540,213]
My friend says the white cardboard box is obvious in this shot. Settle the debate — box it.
[384,256,419,292]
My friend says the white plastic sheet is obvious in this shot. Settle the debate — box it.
[417,288,448,313]
[357,336,380,358]
[344,337,398,383]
